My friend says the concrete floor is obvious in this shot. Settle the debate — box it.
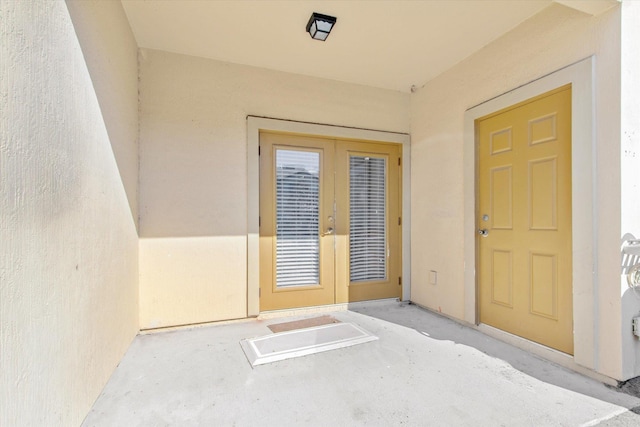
[83,301,640,427]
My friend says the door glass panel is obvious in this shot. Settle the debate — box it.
[349,156,387,282]
[275,149,320,288]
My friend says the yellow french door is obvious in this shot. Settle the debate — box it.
[477,85,573,354]
[259,133,335,311]
[259,132,401,311]
[336,141,401,303]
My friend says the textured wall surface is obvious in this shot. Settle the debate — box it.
[410,3,628,379]
[0,0,139,424]
[66,0,139,227]
[138,49,410,328]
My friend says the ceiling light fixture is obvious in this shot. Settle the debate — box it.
[306,12,337,41]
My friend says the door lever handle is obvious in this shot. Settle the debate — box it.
[478,229,489,237]
[321,227,334,237]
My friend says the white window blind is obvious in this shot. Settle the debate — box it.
[349,156,387,282]
[275,149,320,288]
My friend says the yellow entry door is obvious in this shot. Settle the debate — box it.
[477,85,573,354]
[259,132,401,311]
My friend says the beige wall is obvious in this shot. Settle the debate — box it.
[410,4,631,379]
[66,0,140,227]
[138,49,410,329]
[0,0,139,424]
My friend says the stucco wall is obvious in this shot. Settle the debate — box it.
[410,4,629,379]
[66,0,139,227]
[138,49,410,329]
[0,0,139,424]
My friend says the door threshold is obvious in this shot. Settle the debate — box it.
[258,298,402,320]
[347,298,401,309]
[258,303,349,320]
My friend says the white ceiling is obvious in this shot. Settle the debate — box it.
[121,0,612,93]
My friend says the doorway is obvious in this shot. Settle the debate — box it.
[259,131,402,311]
[476,85,573,354]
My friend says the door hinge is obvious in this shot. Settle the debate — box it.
[259,288,261,297]
[398,217,402,226]
[259,216,261,227]
[398,276,402,285]
[258,145,261,156]
[398,157,401,166]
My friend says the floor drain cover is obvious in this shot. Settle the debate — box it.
[240,322,378,367]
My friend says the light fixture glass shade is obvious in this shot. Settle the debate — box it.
[316,20,333,33]
[315,31,329,41]
[306,12,337,41]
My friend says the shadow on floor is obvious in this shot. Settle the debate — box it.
[349,300,640,415]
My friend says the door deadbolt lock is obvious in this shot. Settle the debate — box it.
[478,229,489,237]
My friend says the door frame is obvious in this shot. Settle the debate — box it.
[463,57,595,369]
[247,116,411,316]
